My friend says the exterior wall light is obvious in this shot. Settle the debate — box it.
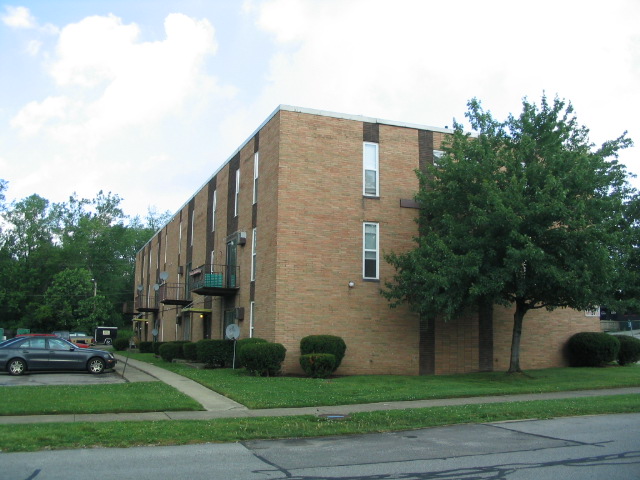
[348,281,355,288]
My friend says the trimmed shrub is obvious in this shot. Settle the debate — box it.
[153,342,164,356]
[299,353,336,378]
[566,332,620,367]
[183,342,198,361]
[300,335,347,371]
[238,342,286,376]
[196,339,234,367]
[617,335,640,366]
[139,341,154,353]
[236,338,268,368]
[237,337,267,350]
[112,337,130,351]
[159,342,183,362]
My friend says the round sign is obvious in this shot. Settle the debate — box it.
[225,324,240,340]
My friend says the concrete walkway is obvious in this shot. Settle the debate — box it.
[1,355,639,425]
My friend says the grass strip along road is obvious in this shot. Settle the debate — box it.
[0,394,638,452]
[1,356,638,452]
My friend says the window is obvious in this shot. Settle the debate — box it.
[251,228,257,281]
[164,232,168,264]
[234,169,240,217]
[250,301,255,338]
[211,190,217,231]
[190,212,194,247]
[363,142,379,196]
[253,152,259,204]
[363,222,379,279]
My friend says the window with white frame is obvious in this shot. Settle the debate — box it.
[253,152,259,204]
[363,222,379,279]
[251,228,257,281]
[164,232,168,264]
[190,212,194,246]
[249,301,255,338]
[234,169,240,217]
[211,189,217,232]
[363,142,379,196]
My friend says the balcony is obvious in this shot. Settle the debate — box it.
[135,294,158,313]
[122,301,136,315]
[190,264,240,297]
[157,283,191,306]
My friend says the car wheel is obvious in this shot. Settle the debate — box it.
[88,357,105,374]
[8,358,26,376]
[104,338,112,345]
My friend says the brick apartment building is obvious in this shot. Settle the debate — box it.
[132,105,599,375]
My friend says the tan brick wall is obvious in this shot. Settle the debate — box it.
[492,305,601,371]
[252,113,280,343]
[273,111,421,375]
[433,311,480,375]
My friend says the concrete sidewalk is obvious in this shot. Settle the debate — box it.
[1,355,639,425]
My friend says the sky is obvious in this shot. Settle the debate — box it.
[1,0,639,221]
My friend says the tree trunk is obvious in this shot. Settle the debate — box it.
[508,300,527,373]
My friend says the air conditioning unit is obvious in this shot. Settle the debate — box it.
[238,231,247,246]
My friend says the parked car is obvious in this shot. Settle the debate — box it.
[0,336,116,376]
[69,332,94,346]
[16,333,89,348]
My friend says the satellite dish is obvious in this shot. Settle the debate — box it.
[225,324,240,340]
[159,271,169,281]
[153,283,160,291]
[152,329,158,336]
[137,285,143,292]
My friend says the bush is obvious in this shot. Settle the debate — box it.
[112,337,130,351]
[237,337,267,351]
[238,342,286,376]
[300,335,347,371]
[566,332,620,367]
[153,342,164,356]
[236,338,268,368]
[139,341,154,353]
[299,353,336,378]
[196,339,234,367]
[183,342,198,361]
[158,342,183,362]
[617,335,640,365]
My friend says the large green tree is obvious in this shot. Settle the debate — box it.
[383,95,635,373]
[0,187,167,332]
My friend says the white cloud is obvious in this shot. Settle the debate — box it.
[11,12,225,146]
[250,0,640,181]
[1,5,36,28]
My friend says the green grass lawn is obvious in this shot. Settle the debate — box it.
[0,382,201,416]
[121,352,640,409]
[0,394,638,452]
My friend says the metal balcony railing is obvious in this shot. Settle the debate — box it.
[190,264,240,296]
[135,294,158,312]
[157,283,191,306]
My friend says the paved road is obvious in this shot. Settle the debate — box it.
[3,413,639,480]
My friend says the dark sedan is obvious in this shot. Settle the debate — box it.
[0,336,116,376]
